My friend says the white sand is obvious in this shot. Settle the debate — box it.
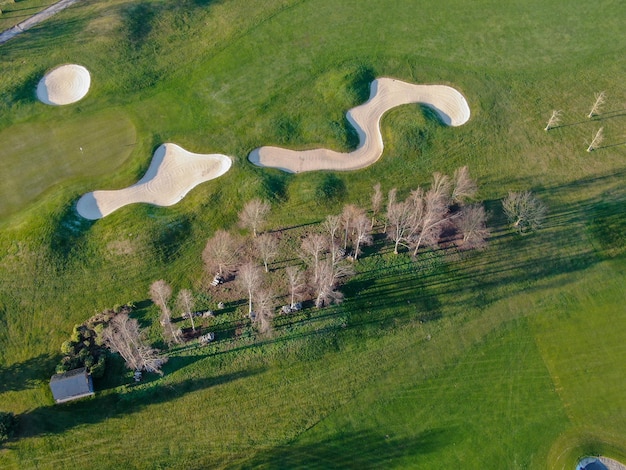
[76,143,232,220]
[248,77,470,173]
[36,64,91,105]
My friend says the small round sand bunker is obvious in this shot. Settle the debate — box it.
[37,64,91,105]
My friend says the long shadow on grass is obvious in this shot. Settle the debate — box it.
[15,367,263,440]
[48,199,96,265]
[235,427,454,469]
[338,168,626,334]
[196,168,626,361]
[0,354,58,393]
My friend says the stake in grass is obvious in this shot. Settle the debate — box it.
[544,110,562,131]
[587,127,604,152]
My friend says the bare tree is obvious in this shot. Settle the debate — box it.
[254,233,279,273]
[386,192,414,255]
[176,289,196,332]
[301,233,327,283]
[587,127,604,152]
[451,166,477,204]
[102,313,167,374]
[502,190,547,233]
[150,280,182,345]
[384,187,397,233]
[239,199,271,237]
[253,289,275,335]
[410,185,450,256]
[371,182,383,228]
[323,214,342,264]
[203,230,240,278]
[237,261,262,316]
[340,204,362,250]
[430,172,452,204]
[285,265,305,309]
[545,110,562,131]
[352,212,373,261]
[455,204,490,250]
[150,279,172,314]
[588,91,606,118]
[314,258,354,308]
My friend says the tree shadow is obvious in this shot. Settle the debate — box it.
[15,367,264,440]
[48,199,96,264]
[150,215,193,263]
[0,354,59,393]
[3,67,43,105]
[550,111,626,130]
[235,427,455,469]
[597,141,626,150]
[262,171,290,203]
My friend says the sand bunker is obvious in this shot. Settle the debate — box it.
[249,77,470,173]
[37,64,91,105]
[76,143,232,220]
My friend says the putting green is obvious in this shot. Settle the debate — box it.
[0,110,136,218]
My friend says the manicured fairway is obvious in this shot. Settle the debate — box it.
[0,110,136,218]
[0,0,625,468]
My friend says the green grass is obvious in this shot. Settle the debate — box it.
[0,0,625,467]
[0,0,56,31]
[0,109,136,218]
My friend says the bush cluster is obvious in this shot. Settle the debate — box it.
[56,305,133,378]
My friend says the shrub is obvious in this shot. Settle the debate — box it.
[60,340,75,355]
[90,355,106,379]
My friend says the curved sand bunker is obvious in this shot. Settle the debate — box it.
[76,143,232,220]
[37,64,91,105]
[249,77,470,173]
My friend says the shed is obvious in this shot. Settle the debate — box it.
[49,367,95,404]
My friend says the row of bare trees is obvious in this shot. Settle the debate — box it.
[98,174,546,375]
[201,167,486,324]
[544,92,613,152]
[154,166,546,348]
[545,91,608,132]
[385,166,488,253]
[150,280,199,345]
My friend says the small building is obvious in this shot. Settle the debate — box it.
[49,367,95,404]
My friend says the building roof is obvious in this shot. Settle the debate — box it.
[49,367,94,404]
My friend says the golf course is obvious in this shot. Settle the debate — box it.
[0,0,625,468]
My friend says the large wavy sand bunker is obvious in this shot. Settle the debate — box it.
[77,143,232,220]
[249,77,470,173]
[36,64,91,105]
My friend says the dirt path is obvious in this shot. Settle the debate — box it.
[0,0,83,45]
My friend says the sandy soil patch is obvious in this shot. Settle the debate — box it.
[248,77,470,173]
[37,64,91,105]
[76,143,232,220]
